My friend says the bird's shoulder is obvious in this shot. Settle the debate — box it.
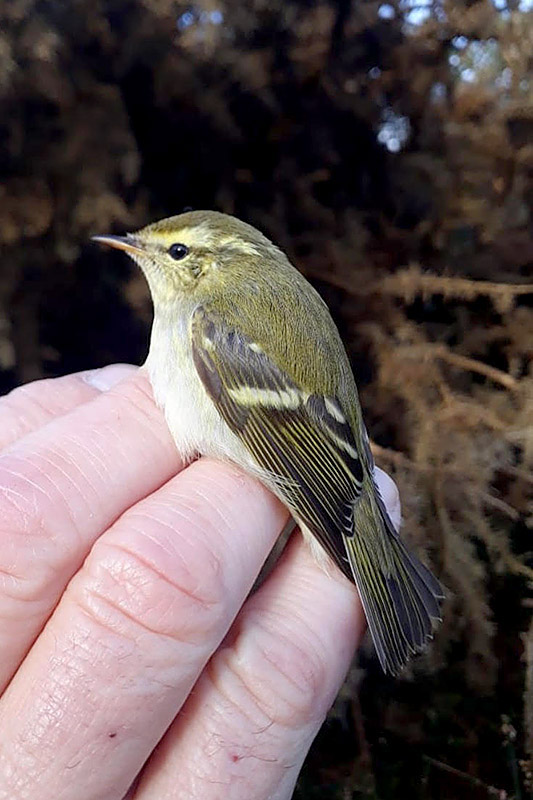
[197,263,355,404]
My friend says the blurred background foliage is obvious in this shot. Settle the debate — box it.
[0,0,532,796]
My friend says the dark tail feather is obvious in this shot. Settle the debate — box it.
[346,490,444,675]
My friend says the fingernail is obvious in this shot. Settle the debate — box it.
[83,364,137,391]
[374,466,402,532]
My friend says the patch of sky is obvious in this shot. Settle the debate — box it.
[177,10,195,30]
[378,4,396,19]
[488,0,510,17]
[449,38,505,86]
[400,0,433,27]
[177,7,224,31]
[451,35,468,50]
[491,0,533,10]
[377,107,411,153]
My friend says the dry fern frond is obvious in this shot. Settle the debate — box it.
[367,264,532,314]
[362,298,533,683]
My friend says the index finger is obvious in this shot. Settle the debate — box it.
[0,370,183,691]
[0,364,137,450]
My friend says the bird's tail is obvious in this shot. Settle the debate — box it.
[345,484,444,675]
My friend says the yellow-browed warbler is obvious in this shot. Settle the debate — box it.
[93,210,443,674]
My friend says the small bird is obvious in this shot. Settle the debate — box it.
[93,210,443,674]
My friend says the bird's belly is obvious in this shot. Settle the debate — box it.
[145,319,253,467]
[162,371,213,459]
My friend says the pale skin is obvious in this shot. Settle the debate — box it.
[0,364,401,800]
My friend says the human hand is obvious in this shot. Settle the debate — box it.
[0,366,401,800]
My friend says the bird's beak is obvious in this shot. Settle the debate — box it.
[91,233,145,256]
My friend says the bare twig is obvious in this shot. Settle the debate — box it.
[433,347,519,391]
[422,755,507,797]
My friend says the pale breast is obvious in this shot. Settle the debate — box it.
[145,309,253,467]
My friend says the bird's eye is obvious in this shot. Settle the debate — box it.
[168,243,189,260]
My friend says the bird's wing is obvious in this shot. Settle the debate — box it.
[190,305,364,578]
[191,305,444,674]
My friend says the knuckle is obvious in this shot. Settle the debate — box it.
[0,381,41,416]
[0,551,55,609]
[13,379,53,409]
[78,534,227,646]
[0,380,58,445]
[0,466,66,607]
[0,461,44,535]
[216,612,327,730]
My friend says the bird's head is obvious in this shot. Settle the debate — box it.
[93,210,282,307]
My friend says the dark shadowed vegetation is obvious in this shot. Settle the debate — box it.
[0,0,532,796]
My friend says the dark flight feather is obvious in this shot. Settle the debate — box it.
[191,305,444,673]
